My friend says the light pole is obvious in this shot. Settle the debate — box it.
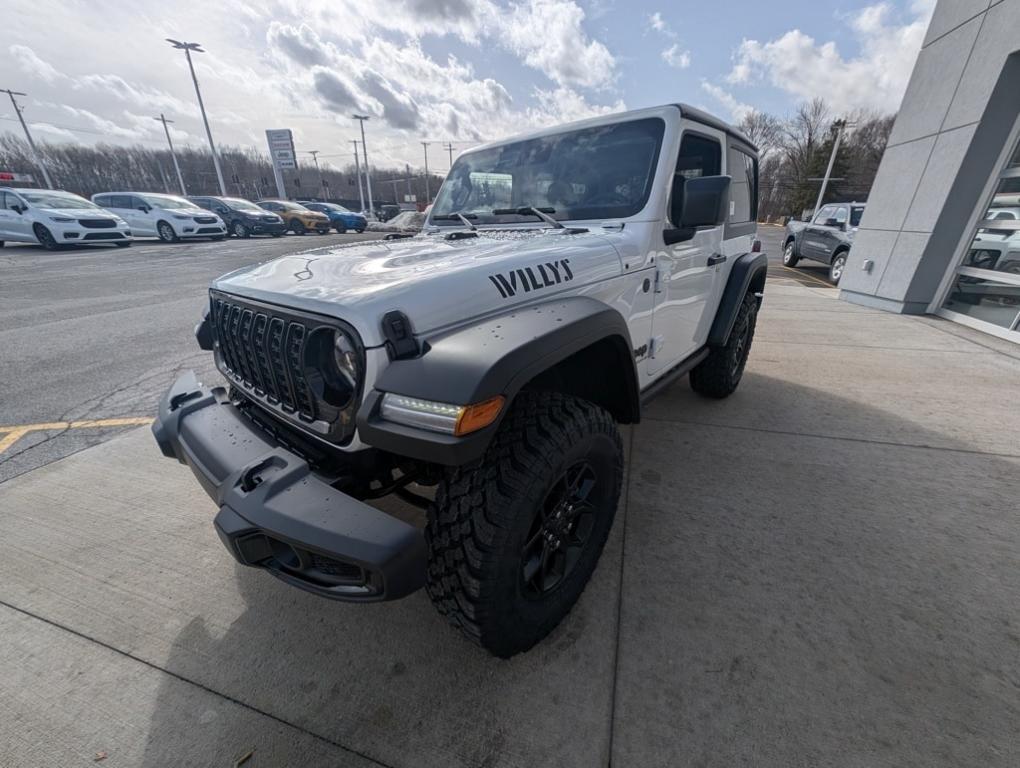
[154,113,186,195]
[351,140,365,213]
[2,88,53,188]
[351,115,374,217]
[166,39,226,195]
[445,142,455,168]
[421,141,431,203]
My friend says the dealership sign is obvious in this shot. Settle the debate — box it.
[266,129,296,170]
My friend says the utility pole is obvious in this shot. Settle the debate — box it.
[405,163,413,200]
[154,113,186,195]
[166,39,226,195]
[421,141,431,203]
[444,142,455,168]
[812,119,849,217]
[2,88,53,188]
[305,150,325,199]
[351,140,365,213]
[351,115,374,217]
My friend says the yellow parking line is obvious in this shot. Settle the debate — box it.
[780,265,836,289]
[0,417,153,455]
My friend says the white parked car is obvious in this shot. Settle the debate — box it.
[0,187,132,249]
[92,192,226,242]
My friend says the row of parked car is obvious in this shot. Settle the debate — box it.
[0,186,369,249]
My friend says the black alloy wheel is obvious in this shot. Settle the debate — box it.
[521,461,598,597]
[290,219,306,235]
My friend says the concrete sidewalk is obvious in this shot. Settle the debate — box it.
[2,277,1018,767]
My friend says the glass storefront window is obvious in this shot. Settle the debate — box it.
[942,274,1020,330]
[938,131,1020,341]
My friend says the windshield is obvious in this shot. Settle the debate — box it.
[851,207,865,227]
[430,117,665,225]
[21,191,99,210]
[277,201,309,212]
[223,198,262,213]
[140,194,200,210]
[390,211,425,228]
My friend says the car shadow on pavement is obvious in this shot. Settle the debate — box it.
[137,374,1020,768]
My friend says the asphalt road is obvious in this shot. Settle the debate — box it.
[0,224,825,484]
[0,232,385,483]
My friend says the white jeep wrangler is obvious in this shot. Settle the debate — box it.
[153,104,766,657]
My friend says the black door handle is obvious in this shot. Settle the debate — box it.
[707,254,727,266]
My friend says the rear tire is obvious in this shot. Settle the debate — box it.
[782,241,799,267]
[355,228,365,234]
[290,219,306,235]
[690,292,758,399]
[157,220,178,243]
[426,391,623,658]
[829,251,848,285]
[33,224,59,250]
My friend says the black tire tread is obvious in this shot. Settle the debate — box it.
[425,391,622,656]
[690,293,758,399]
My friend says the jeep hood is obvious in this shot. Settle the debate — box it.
[212,229,623,346]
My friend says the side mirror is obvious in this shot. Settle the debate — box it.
[825,218,840,228]
[137,205,150,213]
[664,175,731,244]
[12,204,25,215]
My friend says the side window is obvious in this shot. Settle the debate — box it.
[131,196,150,210]
[108,195,131,209]
[727,146,757,224]
[93,194,109,207]
[1,192,12,210]
[813,205,836,225]
[672,132,722,225]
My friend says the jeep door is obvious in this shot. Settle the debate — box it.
[647,127,727,375]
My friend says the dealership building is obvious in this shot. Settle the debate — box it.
[839,0,1020,344]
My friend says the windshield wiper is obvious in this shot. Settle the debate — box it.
[492,206,564,229]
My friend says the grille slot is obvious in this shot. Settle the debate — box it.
[212,295,318,423]
[79,218,116,229]
[194,215,218,224]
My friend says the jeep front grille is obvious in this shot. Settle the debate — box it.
[210,291,363,444]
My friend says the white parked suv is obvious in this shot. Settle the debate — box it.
[0,187,132,249]
[92,192,226,242]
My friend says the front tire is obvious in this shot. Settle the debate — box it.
[114,241,131,248]
[232,221,250,238]
[290,219,306,235]
[690,292,758,399]
[829,251,848,285]
[157,221,179,243]
[426,391,623,658]
[782,241,800,267]
[335,223,347,234]
[33,224,59,250]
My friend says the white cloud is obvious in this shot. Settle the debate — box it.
[661,44,691,69]
[700,81,753,122]
[648,11,672,36]
[725,1,934,114]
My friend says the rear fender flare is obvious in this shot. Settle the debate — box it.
[707,252,768,347]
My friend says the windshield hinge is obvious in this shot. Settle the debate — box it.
[600,221,625,232]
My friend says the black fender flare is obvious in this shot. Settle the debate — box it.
[707,252,768,347]
[357,297,638,466]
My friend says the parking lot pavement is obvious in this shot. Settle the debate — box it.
[0,232,384,483]
[1,272,1018,766]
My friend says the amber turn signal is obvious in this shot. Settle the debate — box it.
[454,396,505,436]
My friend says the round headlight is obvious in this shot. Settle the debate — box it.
[333,330,359,390]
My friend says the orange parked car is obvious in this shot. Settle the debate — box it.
[255,199,331,235]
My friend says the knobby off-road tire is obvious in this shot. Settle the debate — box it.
[690,292,758,399]
[425,391,624,658]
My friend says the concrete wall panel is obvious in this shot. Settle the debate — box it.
[887,17,982,147]
[877,232,932,299]
[923,0,991,46]
[840,229,901,297]
[943,0,1020,130]
[902,123,979,233]
[855,136,936,232]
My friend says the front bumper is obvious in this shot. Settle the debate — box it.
[249,220,286,235]
[152,371,426,602]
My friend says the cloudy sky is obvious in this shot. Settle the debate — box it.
[1,0,935,174]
